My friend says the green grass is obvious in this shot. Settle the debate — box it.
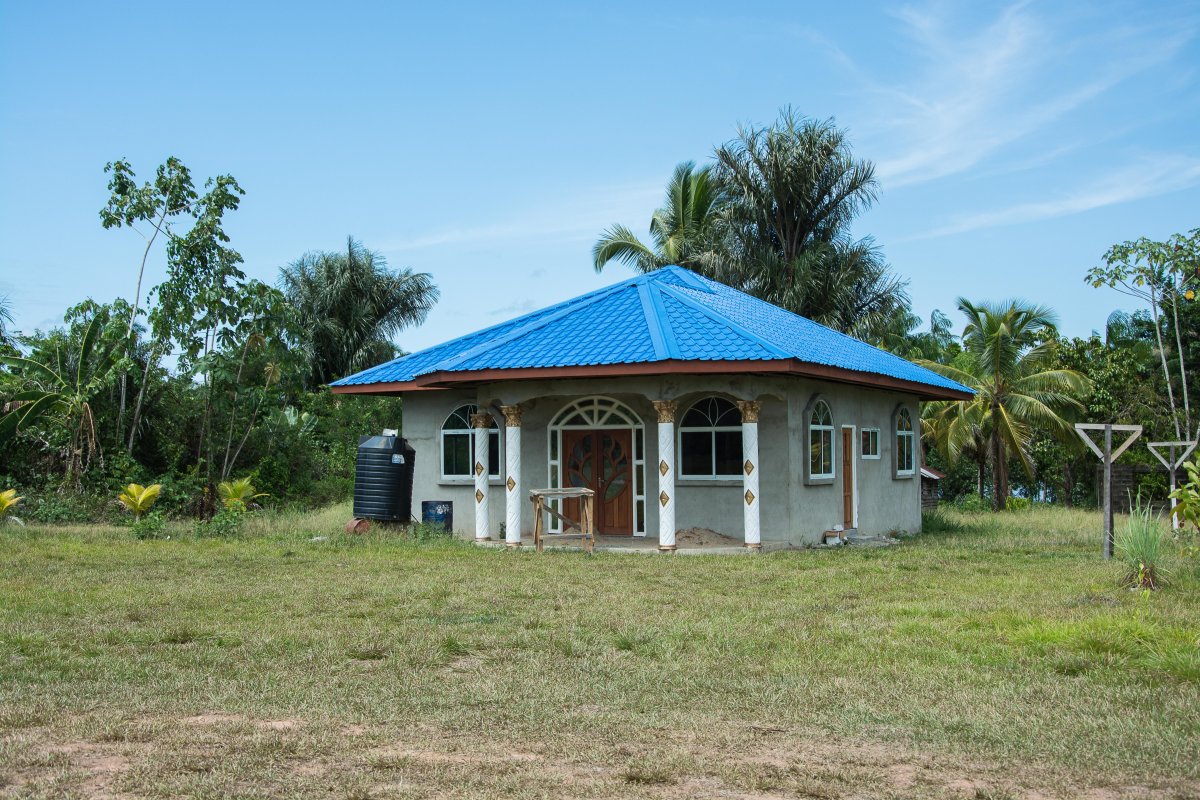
[1,504,1198,799]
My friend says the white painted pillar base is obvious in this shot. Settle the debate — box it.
[471,412,492,542]
[653,400,678,552]
[738,400,762,550]
[502,405,523,548]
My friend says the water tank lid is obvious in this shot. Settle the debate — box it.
[382,428,399,436]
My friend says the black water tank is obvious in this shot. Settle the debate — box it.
[353,433,416,522]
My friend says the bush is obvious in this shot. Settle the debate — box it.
[1116,500,1168,589]
[954,493,989,513]
[195,507,245,538]
[132,511,167,540]
[1006,496,1031,512]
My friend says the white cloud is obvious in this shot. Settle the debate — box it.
[906,154,1200,239]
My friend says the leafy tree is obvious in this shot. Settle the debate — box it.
[706,109,910,338]
[0,295,13,348]
[919,299,1090,511]
[1087,228,1200,441]
[0,316,121,485]
[593,162,725,273]
[280,237,438,387]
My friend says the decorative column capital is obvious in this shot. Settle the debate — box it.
[500,404,523,427]
[470,412,493,429]
[652,400,678,424]
[736,400,761,423]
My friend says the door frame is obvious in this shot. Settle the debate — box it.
[548,397,646,536]
[840,424,858,530]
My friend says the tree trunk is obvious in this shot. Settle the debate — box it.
[991,401,1004,511]
[126,344,159,455]
[1063,460,1074,508]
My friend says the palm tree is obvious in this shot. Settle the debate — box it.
[919,299,1091,511]
[280,237,438,387]
[704,108,909,338]
[593,161,725,273]
[0,316,121,485]
[0,295,13,348]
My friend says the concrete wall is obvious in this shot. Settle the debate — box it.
[397,374,922,545]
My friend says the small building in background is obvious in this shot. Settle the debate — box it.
[920,465,944,510]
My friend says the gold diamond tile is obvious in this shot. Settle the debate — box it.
[744,489,756,505]
[506,476,516,492]
[659,459,669,476]
[475,489,484,503]
[744,459,755,475]
[474,462,484,476]
[659,491,670,507]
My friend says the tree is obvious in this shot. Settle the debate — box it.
[280,237,438,387]
[0,315,121,486]
[100,158,246,454]
[706,109,910,338]
[0,295,13,348]
[593,162,725,273]
[1087,228,1200,441]
[919,299,1090,511]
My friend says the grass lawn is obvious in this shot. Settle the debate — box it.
[1,505,1198,799]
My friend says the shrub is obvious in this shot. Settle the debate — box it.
[217,478,268,512]
[1006,496,1031,512]
[1169,453,1200,534]
[1116,499,1168,589]
[954,493,989,513]
[0,489,23,526]
[195,507,245,538]
[132,511,167,540]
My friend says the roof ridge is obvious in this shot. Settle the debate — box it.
[656,282,792,359]
[636,282,673,359]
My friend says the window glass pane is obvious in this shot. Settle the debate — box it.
[635,462,644,495]
[810,430,822,475]
[550,431,558,460]
[489,431,501,476]
[821,430,833,475]
[443,433,470,476]
[682,405,710,426]
[636,499,645,533]
[635,428,644,460]
[714,430,743,476]
[680,431,713,476]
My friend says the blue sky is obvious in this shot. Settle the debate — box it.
[1,1,1198,353]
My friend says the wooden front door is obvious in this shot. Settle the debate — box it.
[841,428,855,528]
[561,429,634,535]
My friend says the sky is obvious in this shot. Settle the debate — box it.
[1,0,1198,355]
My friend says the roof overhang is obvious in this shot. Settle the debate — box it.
[330,358,973,401]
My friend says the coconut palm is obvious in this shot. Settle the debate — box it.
[919,299,1091,511]
[0,295,13,348]
[280,237,438,387]
[593,161,725,274]
[705,109,909,338]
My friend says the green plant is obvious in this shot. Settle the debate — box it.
[217,478,268,512]
[117,482,162,520]
[1169,453,1200,533]
[1006,496,1032,512]
[132,510,167,540]
[1116,499,1169,589]
[954,493,990,513]
[0,488,23,526]
[195,507,245,538]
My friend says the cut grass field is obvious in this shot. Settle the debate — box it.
[1,505,1198,799]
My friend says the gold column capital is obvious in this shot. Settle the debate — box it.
[469,412,493,429]
[500,404,523,427]
[652,399,678,424]
[736,400,761,423]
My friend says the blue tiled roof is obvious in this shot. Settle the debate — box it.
[331,266,972,396]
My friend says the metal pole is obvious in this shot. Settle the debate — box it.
[1103,424,1113,560]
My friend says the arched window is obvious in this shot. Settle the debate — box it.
[679,397,743,478]
[894,406,916,477]
[809,399,834,480]
[441,405,500,480]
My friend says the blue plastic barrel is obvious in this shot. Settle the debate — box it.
[421,500,453,532]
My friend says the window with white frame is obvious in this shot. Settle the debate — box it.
[809,399,834,479]
[860,428,880,459]
[440,405,500,480]
[679,397,743,478]
[894,407,915,477]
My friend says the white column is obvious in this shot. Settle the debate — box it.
[501,405,523,548]
[738,400,762,550]
[653,400,678,552]
[471,412,492,542]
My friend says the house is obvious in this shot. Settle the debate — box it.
[920,466,945,510]
[330,266,972,549]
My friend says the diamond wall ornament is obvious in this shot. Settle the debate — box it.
[475,489,484,503]
[743,460,755,475]
[659,459,669,476]
[659,491,670,507]
[506,476,516,492]
[744,489,756,505]
[474,462,484,476]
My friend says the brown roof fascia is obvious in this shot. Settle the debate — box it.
[328,359,973,401]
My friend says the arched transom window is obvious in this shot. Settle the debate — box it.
[679,397,743,478]
[809,399,834,479]
[441,404,500,480]
[895,406,916,476]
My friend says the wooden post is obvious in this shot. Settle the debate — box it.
[1075,423,1143,560]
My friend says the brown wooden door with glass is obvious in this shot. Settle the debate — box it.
[841,428,854,528]
[561,429,634,535]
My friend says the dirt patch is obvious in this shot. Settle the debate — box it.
[676,527,741,548]
[181,712,245,726]
[48,742,129,799]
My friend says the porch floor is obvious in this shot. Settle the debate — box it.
[468,534,796,555]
